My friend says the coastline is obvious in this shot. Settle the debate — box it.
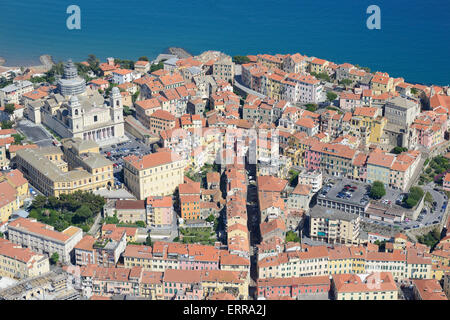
[164,47,193,59]
[0,54,54,72]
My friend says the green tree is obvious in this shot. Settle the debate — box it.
[138,56,149,61]
[411,88,418,95]
[132,90,140,103]
[30,195,47,210]
[369,181,386,199]
[150,61,164,73]
[4,103,15,115]
[326,91,338,102]
[50,252,59,265]
[135,221,146,228]
[289,170,299,187]
[391,146,408,154]
[123,105,133,116]
[145,235,153,246]
[105,213,120,225]
[339,78,352,88]
[0,77,13,89]
[232,56,251,65]
[1,120,13,129]
[404,186,424,208]
[206,214,215,223]
[12,134,25,145]
[305,103,317,112]
[286,231,300,243]
[424,192,433,204]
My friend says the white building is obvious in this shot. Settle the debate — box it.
[284,73,323,104]
[7,218,83,264]
[112,69,141,84]
[0,80,34,106]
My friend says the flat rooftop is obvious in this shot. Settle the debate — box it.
[317,180,369,207]
[309,206,359,222]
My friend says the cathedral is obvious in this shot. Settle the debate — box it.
[26,60,128,146]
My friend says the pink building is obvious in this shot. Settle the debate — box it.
[163,269,203,300]
[339,92,362,112]
[146,196,174,227]
[257,276,330,299]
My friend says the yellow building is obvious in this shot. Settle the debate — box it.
[0,169,28,207]
[371,73,394,94]
[0,238,49,279]
[431,263,450,281]
[332,272,398,300]
[309,58,329,74]
[0,181,19,222]
[257,54,283,70]
[14,139,113,197]
[200,270,249,299]
[0,143,8,169]
[123,150,186,200]
[393,233,408,251]
[405,251,432,280]
[328,246,354,275]
[350,107,386,145]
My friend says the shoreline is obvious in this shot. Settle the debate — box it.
[0,54,54,72]
[0,50,445,87]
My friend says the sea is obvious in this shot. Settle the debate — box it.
[0,0,449,85]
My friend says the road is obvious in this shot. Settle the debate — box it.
[233,65,266,99]
[87,213,103,237]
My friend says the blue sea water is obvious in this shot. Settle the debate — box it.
[0,0,449,85]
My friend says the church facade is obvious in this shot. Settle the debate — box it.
[26,60,127,146]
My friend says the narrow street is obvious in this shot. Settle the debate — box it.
[245,164,260,299]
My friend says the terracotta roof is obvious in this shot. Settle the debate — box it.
[413,279,448,300]
[124,151,182,170]
[115,200,146,210]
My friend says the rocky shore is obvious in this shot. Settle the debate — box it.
[165,47,192,59]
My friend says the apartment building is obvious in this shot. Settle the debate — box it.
[257,275,330,300]
[212,56,234,83]
[78,265,142,298]
[7,218,83,264]
[0,238,49,279]
[74,233,126,267]
[0,181,19,223]
[0,80,34,106]
[331,272,398,300]
[123,151,186,200]
[146,196,174,228]
[0,169,29,207]
[309,207,361,245]
[149,109,176,135]
[123,242,221,272]
[412,279,448,300]
[364,250,406,281]
[179,181,202,221]
[258,246,329,279]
